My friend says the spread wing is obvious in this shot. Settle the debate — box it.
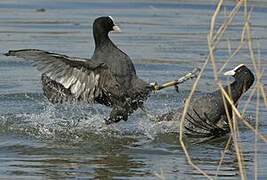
[5,49,124,103]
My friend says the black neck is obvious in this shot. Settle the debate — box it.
[93,30,112,48]
[225,80,246,104]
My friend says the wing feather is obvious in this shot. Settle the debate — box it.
[5,49,124,104]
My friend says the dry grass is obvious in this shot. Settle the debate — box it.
[178,0,267,179]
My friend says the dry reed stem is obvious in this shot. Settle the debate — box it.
[254,86,260,180]
[220,83,246,179]
[216,0,266,179]
[208,35,219,81]
[232,112,246,180]
[215,136,232,177]
[209,2,246,177]
[259,85,267,110]
[242,70,264,115]
[241,85,256,115]
[209,0,243,79]
[179,0,231,178]
[217,2,253,75]
[253,39,263,180]
[217,3,252,75]
[179,0,246,178]
[222,83,246,179]
[219,84,267,142]
[243,12,267,180]
[209,0,224,40]
[154,169,166,180]
[179,57,212,179]
[256,42,262,71]
[217,79,243,179]
[246,21,258,72]
[242,11,267,180]
[213,1,243,46]
[178,0,267,179]
[218,20,247,74]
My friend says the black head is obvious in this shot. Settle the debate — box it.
[224,64,255,91]
[93,16,120,37]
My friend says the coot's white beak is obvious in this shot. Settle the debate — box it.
[112,25,121,32]
[223,64,245,76]
[224,69,236,76]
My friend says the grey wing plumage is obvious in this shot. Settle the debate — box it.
[5,49,123,103]
[184,108,229,138]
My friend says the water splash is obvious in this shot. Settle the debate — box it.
[0,101,181,142]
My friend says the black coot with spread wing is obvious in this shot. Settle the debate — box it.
[5,16,150,124]
[158,64,255,138]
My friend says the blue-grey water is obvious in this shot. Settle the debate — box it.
[0,0,267,179]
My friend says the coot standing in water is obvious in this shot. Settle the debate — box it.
[158,64,255,138]
[5,16,151,124]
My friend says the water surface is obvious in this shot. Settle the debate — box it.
[0,0,267,179]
